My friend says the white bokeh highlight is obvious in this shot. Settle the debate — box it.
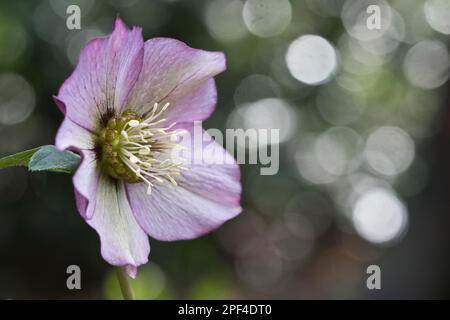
[242,0,292,38]
[341,0,393,41]
[424,0,450,35]
[352,188,408,245]
[227,98,297,149]
[285,35,337,85]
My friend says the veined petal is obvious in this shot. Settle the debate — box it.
[176,130,242,206]
[56,17,144,131]
[55,117,93,151]
[88,174,150,276]
[55,117,99,219]
[71,150,100,219]
[126,129,241,241]
[168,79,217,129]
[125,38,225,124]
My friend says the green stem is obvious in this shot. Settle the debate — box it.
[115,267,135,300]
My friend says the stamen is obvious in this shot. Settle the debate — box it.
[128,120,140,127]
[129,155,139,164]
[167,175,177,186]
[139,147,150,155]
[98,102,186,194]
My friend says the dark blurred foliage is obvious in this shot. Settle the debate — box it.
[1,0,450,299]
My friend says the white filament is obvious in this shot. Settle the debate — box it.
[119,102,186,194]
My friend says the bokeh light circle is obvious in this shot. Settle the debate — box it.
[352,188,408,245]
[204,0,247,43]
[365,126,415,176]
[0,73,36,125]
[294,134,338,185]
[227,98,297,149]
[403,40,450,89]
[285,35,337,85]
[315,127,364,176]
[424,0,450,35]
[341,0,393,41]
[242,0,292,38]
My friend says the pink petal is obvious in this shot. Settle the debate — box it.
[56,17,144,131]
[55,117,99,219]
[71,150,100,219]
[87,174,150,276]
[124,38,225,124]
[55,117,93,151]
[126,129,241,241]
[74,189,89,218]
[53,96,66,114]
[168,79,217,129]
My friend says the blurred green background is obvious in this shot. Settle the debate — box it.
[1,0,450,299]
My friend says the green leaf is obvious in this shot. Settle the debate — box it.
[0,146,42,170]
[28,145,81,173]
[0,145,81,174]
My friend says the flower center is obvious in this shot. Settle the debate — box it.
[96,103,185,194]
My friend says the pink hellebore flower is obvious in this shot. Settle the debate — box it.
[54,17,242,277]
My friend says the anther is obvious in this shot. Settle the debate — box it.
[128,120,140,127]
[139,147,150,155]
[129,155,139,164]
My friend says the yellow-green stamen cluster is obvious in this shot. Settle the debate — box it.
[96,103,185,194]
